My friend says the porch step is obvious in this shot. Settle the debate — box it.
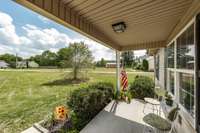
[21,127,41,133]
[21,121,49,133]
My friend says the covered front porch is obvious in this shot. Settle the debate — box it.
[14,0,200,133]
[81,99,166,133]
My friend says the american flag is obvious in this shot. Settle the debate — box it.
[121,69,128,91]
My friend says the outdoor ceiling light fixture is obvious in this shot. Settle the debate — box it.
[112,22,126,33]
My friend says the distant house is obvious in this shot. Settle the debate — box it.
[17,61,39,68]
[146,56,154,71]
[16,61,27,68]
[106,62,117,68]
[106,62,122,68]
[28,61,39,68]
[0,60,9,69]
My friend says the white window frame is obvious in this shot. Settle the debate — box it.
[166,41,176,97]
[166,18,196,128]
[167,70,175,97]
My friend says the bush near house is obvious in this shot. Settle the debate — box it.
[67,82,114,131]
[134,63,143,70]
[89,82,114,101]
[133,59,149,71]
[142,59,149,71]
[129,75,155,99]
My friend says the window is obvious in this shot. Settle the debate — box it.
[169,71,175,95]
[167,42,174,68]
[177,24,195,69]
[179,73,195,118]
[155,55,159,80]
[177,23,195,119]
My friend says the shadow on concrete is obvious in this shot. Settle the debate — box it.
[109,100,118,114]
[80,109,154,133]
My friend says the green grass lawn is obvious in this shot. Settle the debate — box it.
[0,69,153,132]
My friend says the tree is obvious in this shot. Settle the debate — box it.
[96,58,106,67]
[0,54,22,63]
[67,42,93,80]
[29,50,58,66]
[40,50,58,66]
[142,59,149,71]
[0,53,22,68]
[29,55,41,64]
[57,47,71,68]
[121,51,134,67]
[100,58,106,67]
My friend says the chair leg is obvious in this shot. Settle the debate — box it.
[143,125,155,133]
[143,103,146,114]
[155,105,160,115]
[159,105,161,116]
[153,105,155,114]
[143,125,146,133]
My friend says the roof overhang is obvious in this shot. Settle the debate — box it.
[14,0,200,51]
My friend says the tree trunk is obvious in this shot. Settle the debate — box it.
[73,66,77,80]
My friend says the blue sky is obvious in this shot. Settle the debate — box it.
[0,0,145,61]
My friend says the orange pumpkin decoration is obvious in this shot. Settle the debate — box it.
[54,106,69,121]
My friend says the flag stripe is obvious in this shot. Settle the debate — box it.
[121,69,128,91]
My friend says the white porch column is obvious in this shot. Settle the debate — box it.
[153,54,156,85]
[116,51,121,94]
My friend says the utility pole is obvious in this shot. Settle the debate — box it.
[16,53,18,69]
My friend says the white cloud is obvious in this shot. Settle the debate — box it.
[38,15,50,24]
[21,24,116,60]
[0,11,22,45]
[22,24,71,49]
[0,11,148,61]
[0,44,14,54]
[0,11,116,61]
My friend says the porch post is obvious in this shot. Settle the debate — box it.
[153,54,157,87]
[116,51,121,94]
[195,13,200,132]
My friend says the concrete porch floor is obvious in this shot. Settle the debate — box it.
[80,99,166,133]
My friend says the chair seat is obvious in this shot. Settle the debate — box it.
[143,113,171,131]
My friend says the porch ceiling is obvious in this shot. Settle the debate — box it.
[15,0,200,51]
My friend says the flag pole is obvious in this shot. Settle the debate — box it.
[116,51,121,95]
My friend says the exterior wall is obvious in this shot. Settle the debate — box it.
[106,63,117,68]
[173,112,196,133]
[105,63,122,68]
[156,47,197,133]
[147,56,154,71]
[155,18,197,133]
[155,48,166,89]
[28,61,39,68]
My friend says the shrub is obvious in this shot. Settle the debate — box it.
[67,82,114,130]
[129,76,155,99]
[119,90,132,103]
[67,130,79,133]
[142,59,149,71]
[135,64,143,70]
[89,82,114,103]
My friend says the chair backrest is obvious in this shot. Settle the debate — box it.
[167,105,180,122]
[167,105,180,133]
